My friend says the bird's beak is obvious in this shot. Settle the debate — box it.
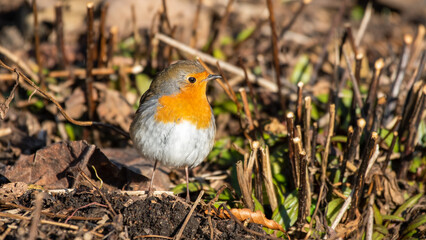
[204,74,222,82]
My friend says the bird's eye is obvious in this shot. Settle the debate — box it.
[188,77,196,83]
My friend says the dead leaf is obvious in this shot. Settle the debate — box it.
[0,140,148,189]
[95,83,133,132]
[63,87,87,120]
[383,169,404,206]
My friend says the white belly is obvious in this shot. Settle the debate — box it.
[131,112,215,168]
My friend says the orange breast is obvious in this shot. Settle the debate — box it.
[154,80,212,129]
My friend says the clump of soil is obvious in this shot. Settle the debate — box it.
[5,186,268,239]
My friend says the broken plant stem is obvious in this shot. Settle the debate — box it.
[345,118,366,166]
[106,26,118,67]
[239,88,255,131]
[293,137,301,190]
[330,145,379,231]
[32,0,45,91]
[261,146,278,212]
[303,96,312,164]
[343,49,363,109]
[266,0,286,113]
[239,59,260,120]
[384,35,413,123]
[363,58,384,130]
[97,3,109,68]
[322,104,335,185]
[355,1,372,46]
[366,194,375,240]
[371,96,386,132]
[286,112,297,188]
[311,122,318,163]
[86,3,95,120]
[236,160,254,211]
[55,3,68,68]
[296,146,308,229]
[339,126,354,184]
[354,53,363,85]
[296,82,304,125]
[348,132,379,221]
[344,24,358,56]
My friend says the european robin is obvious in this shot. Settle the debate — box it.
[130,60,221,201]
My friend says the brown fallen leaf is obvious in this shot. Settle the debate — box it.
[0,140,148,190]
[206,208,285,232]
[95,83,133,131]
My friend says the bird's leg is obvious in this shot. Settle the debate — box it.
[147,160,158,197]
[185,166,190,202]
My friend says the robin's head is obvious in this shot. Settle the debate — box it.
[150,60,221,97]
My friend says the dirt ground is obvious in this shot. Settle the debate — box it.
[1,185,267,239]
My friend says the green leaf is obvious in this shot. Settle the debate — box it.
[135,74,151,95]
[372,231,385,240]
[393,193,423,217]
[65,123,75,141]
[272,191,298,230]
[236,26,255,43]
[373,204,382,225]
[418,119,426,146]
[208,137,243,166]
[382,215,405,222]
[331,135,348,143]
[402,215,426,236]
[213,99,238,115]
[373,224,389,235]
[341,88,353,108]
[326,198,344,225]
[253,194,265,213]
[400,230,417,240]
[409,156,424,174]
[290,54,312,84]
[172,182,208,195]
[317,93,329,104]
[379,129,399,152]
[220,36,233,46]
[29,99,45,112]
[213,48,226,60]
[311,104,320,120]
